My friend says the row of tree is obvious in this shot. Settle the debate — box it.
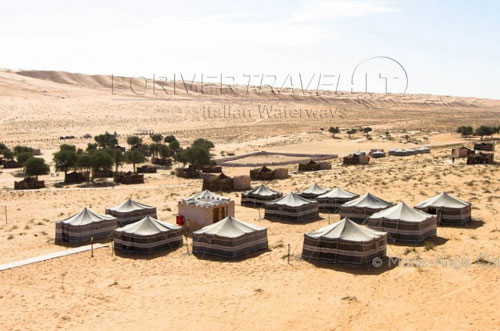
[457,126,500,140]
[328,127,372,139]
[53,133,216,180]
[0,144,49,182]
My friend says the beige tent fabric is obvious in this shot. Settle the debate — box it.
[316,187,359,213]
[339,193,393,223]
[298,183,331,199]
[106,199,157,226]
[192,216,268,259]
[367,202,437,242]
[113,216,183,255]
[414,192,471,225]
[302,218,387,264]
[55,208,118,245]
[264,193,319,222]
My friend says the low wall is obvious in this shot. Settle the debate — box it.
[216,151,338,167]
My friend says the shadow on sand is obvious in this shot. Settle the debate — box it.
[304,256,399,275]
[192,248,271,262]
[114,245,183,260]
[388,235,448,248]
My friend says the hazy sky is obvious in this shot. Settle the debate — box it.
[2,0,499,99]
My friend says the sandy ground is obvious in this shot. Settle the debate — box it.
[0,69,499,330]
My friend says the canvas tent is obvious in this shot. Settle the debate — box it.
[298,183,331,200]
[178,190,235,232]
[339,193,393,223]
[202,172,234,192]
[414,192,471,225]
[113,216,183,255]
[106,199,157,226]
[366,202,437,242]
[192,216,268,259]
[302,218,387,264]
[316,187,359,213]
[241,184,283,208]
[264,192,319,222]
[55,207,118,245]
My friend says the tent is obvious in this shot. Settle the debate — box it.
[302,218,387,264]
[264,192,319,222]
[105,199,157,226]
[178,190,235,232]
[241,184,283,208]
[366,202,437,242]
[250,166,274,180]
[55,207,118,245]
[113,216,183,255]
[414,192,471,225]
[339,193,393,223]
[298,183,331,200]
[316,187,359,213]
[202,172,233,192]
[192,216,268,259]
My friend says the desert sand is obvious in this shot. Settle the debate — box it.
[0,69,499,330]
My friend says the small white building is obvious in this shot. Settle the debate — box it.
[178,190,235,232]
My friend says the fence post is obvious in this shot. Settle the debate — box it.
[287,244,290,264]
[91,237,94,258]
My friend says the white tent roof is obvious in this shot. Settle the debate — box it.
[107,199,155,212]
[342,193,392,209]
[306,218,386,242]
[415,192,470,209]
[268,192,316,207]
[317,187,358,199]
[369,202,433,222]
[60,207,115,226]
[193,216,265,238]
[182,190,232,207]
[245,184,281,197]
[299,183,330,195]
[115,216,180,236]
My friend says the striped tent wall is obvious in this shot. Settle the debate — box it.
[192,230,268,259]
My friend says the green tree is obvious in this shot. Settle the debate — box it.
[149,143,161,159]
[94,132,118,149]
[0,143,7,153]
[150,134,163,143]
[124,150,146,172]
[346,129,357,139]
[164,135,177,144]
[53,149,77,174]
[173,148,189,167]
[169,140,180,154]
[59,144,76,152]
[158,144,170,160]
[13,146,34,155]
[475,126,494,140]
[127,136,143,148]
[89,150,114,179]
[328,127,340,138]
[362,127,372,137]
[457,126,473,137]
[16,152,34,165]
[25,157,50,187]
[106,149,124,172]
[2,149,14,160]
[192,138,214,151]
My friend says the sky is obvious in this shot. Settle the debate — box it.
[1,0,499,99]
